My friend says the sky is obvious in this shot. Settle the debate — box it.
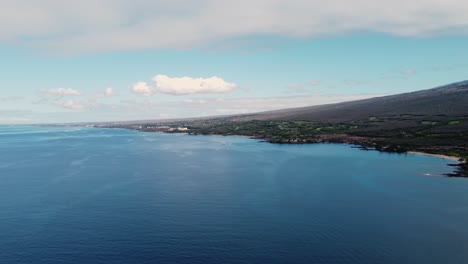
[0,0,467,124]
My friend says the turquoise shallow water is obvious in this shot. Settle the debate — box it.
[1,126,468,264]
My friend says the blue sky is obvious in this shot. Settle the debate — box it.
[0,1,467,124]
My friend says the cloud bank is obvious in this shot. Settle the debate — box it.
[37,88,85,110]
[45,87,118,110]
[1,0,468,53]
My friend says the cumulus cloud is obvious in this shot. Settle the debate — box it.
[153,75,236,95]
[130,75,237,96]
[2,0,468,53]
[130,82,154,96]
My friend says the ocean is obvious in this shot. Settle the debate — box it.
[1,126,467,264]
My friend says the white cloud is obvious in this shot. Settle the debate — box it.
[130,82,154,96]
[153,75,236,95]
[2,0,468,53]
[36,88,88,110]
[130,75,237,96]
[96,87,117,97]
[40,88,81,97]
[37,88,86,110]
[103,87,116,96]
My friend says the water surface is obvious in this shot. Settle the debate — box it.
[0,126,467,264]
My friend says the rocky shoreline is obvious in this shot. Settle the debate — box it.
[262,134,467,177]
[184,131,468,177]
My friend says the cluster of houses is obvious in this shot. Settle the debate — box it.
[137,125,189,132]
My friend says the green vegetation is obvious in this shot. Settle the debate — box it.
[99,113,468,177]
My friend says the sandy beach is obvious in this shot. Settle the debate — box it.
[408,151,461,162]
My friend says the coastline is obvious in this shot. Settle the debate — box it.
[96,126,468,177]
[187,133,466,177]
[407,151,461,162]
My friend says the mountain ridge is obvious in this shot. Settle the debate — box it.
[237,80,468,123]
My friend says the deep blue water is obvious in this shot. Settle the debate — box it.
[1,126,468,264]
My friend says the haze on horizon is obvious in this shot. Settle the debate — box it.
[1,0,468,124]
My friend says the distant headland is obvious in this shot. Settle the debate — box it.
[89,81,468,177]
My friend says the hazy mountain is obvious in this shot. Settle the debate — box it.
[242,80,468,123]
